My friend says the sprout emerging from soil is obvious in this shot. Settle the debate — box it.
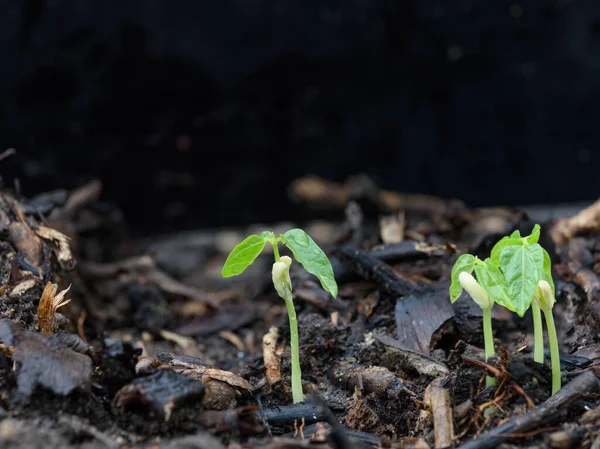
[221,229,337,404]
[490,224,559,392]
[451,224,562,395]
[458,272,496,387]
[451,267,497,387]
[534,280,561,394]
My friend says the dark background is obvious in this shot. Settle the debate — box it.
[1,0,599,231]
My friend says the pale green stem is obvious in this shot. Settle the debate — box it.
[272,241,281,261]
[283,292,303,403]
[542,308,561,394]
[531,301,544,365]
[482,307,496,387]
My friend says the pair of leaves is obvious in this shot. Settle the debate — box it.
[449,254,513,311]
[221,228,338,298]
[490,224,555,317]
[450,224,555,317]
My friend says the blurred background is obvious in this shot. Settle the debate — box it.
[1,0,599,232]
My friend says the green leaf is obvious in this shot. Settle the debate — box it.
[499,245,541,317]
[524,224,541,245]
[474,259,515,312]
[525,243,544,272]
[510,230,521,238]
[490,236,522,267]
[221,235,267,278]
[449,254,477,302]
[280,229,338,298]
[541,248,555,296]
[261,231,275,240]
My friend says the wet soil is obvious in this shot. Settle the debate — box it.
[1,176,600,449]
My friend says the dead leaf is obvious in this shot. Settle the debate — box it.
[10,328,92,397]
[395,291,455,355]
[37,282,71,335]
[34,226,75,271]
[262,327,281,385]
[551,197,600,247]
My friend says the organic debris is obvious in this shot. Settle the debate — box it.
[263,326,282,386]
[37,282,71,335]
[113,370,206,421]
[0,320,93,398]
[137,353,253,410]
[0,179,600,448]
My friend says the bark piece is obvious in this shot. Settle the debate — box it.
[263,326,281,386]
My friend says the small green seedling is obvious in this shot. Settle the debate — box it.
[533,280,561,394]
[450,255,512,387]
[450,224,561,395]
[221,229,338,404]
[489,224,560,393]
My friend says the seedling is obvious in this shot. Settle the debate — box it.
[489,224,560,393]
[450,255,513,387]
[221,229,338,403]
[450,224,561,395]
[533,280,561,394]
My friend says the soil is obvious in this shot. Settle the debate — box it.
[1,175,600,449]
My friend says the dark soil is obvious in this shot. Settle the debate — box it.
[1,176,600,449]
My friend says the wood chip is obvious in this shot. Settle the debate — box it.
[9,279,37,297]
[37,281,71,335]
[426,377,454,449]
[262,327,281,385]
[379,212,405,243]
[330,311,339,326]
[551,197,600,247]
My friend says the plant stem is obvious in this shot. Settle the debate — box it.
[283,293,303,403]
[272,240,281,262]
[482,307,496,387]
[542,308,561,394]
[531,301,544,365]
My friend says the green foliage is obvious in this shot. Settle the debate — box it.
[487,224,549,316]
[524,224,541,245]
[490,236,522,266]
[499,244,543,316]
[222,228,338,298]
[448,223,561,395]
[474,259,515,312]
[280,229,338,298]
[449,254,477,302]
[450,224,554,316]
[221,235,268,277]
[542,249,555,296]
